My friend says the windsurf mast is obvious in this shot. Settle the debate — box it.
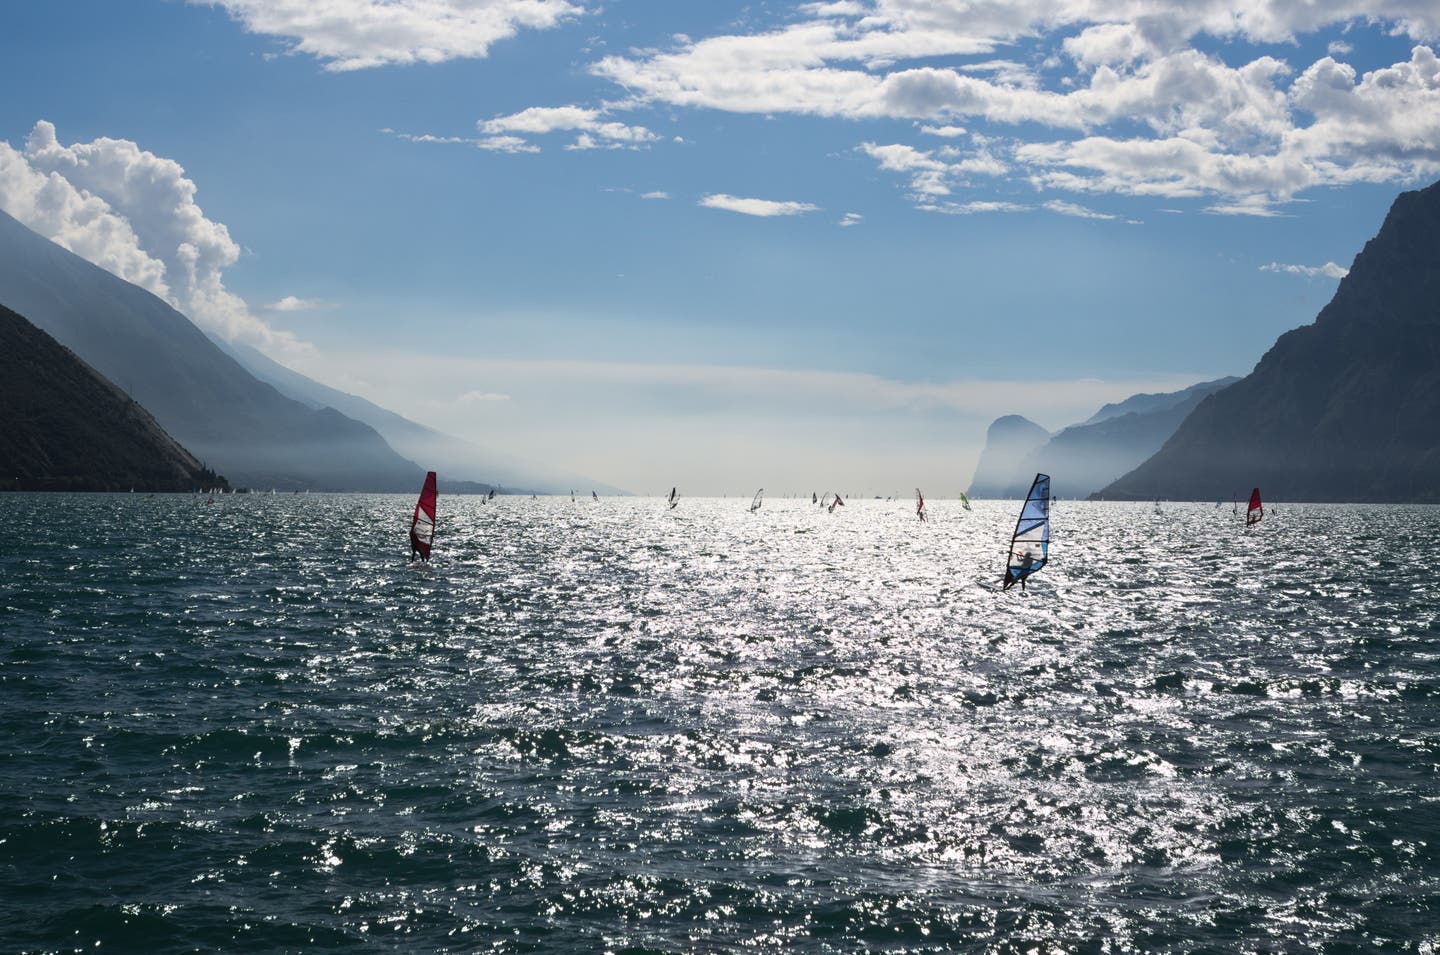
[1246,488,1264,526]
[410,471,437,561]
[750,488,764,512]
[1001,473,1050,591]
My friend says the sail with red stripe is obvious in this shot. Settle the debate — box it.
[915,487,926,521]
[410,471,437,560]
[1246,487,1263,526]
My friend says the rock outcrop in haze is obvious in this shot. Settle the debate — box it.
[0,304,224,491]
[1099,179,1440,502]
[968,415,1050,497]
[0,210,421,491]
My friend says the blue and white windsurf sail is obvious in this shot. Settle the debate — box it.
[1003,473,1050,588]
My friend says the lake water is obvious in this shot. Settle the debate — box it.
[2,494,1438,952]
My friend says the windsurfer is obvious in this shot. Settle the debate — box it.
[1004,548,1036,591]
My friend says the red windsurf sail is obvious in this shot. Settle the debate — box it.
[916,487,926,521]
[1246,487,1263,526]
[410,471,437,560]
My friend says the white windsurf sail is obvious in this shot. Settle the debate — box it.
[1002,473,1050,590]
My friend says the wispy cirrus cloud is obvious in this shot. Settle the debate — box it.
[478,105,658,152]
[699,194,820,217]
[264,295,337,312]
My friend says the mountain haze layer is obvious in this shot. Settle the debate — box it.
[1099,180,1440,502]
[0,303,223,491]
[223,340,628,496]
[1020,378,1239,498]
[0,210,421,491]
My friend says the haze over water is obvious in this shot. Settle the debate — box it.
[3,494,1438,952]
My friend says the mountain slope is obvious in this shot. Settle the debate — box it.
[1081,377,1240,426]
[0,209,421,490]
[1019,377,1238,497]
[0,303,224,491]
[222,339,628,495]
[1098,180,1440,502]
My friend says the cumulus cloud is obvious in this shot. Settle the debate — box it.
[196,0,583,71]
[838,212,864,226]
[0,121,298,353]
[698,194,820,217]
[587,2,1440,211]
[1261,260,1349,278]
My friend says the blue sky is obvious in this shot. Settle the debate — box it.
[2,1,1437,493]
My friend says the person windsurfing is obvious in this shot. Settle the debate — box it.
[1002,548,1037,592]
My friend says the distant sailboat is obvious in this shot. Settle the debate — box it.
[915,488,926,522]
[410,471,437,561]
[488,489,496,501]
[1002,473,1050,592]
[1246,488,1264,526]
[828,493,844,513]
[749,488,764,512]
[812,491,818,504]
[960,491,972,512]
[592,490,598,500]
[668,487,679,510]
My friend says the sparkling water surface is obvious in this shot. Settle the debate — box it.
[2,494,1438,952]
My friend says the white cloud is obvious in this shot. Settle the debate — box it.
[641,190,671,199]
[1042,199,1119,219]
[698,193,820,217]
[588,3,1440,210]
[1,121,300,354]
[196,0,583,71]
[476,135,540,153]
[264,295,337,311]
[917,199,1029,215]
[1261,260,1349,278]
[859,141,952,195]
[478,105,658,153]
[838,212,864,226]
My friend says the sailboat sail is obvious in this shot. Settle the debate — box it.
[1002,473,1050,590]
[828,493,844,513]
[668,487,679,509]
[410,471,437,561]
[960,491,972,511]
[750,488,764,512]
[915,488,926,521]
[1246,488,1264,526]
[592,490,598,500]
